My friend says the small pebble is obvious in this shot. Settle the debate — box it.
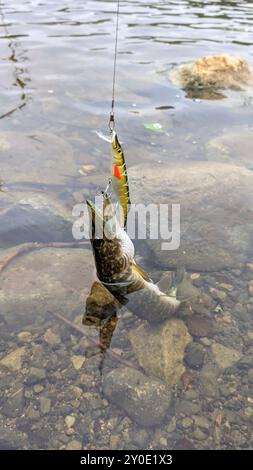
[200,338,212,346]
[219,283,233,292]
[246,263,253,273]
[210,287,227,302]
[44,329,61,346]
[33,384,44,394]
[65,439,82,450]
[40,397,51,415]
[184,344,205,370]
[181,417,193,429]
[248,285,253,297]
[110,435,120,450]
[190,273,200,280]
[193,428,207,440]
[159,437,168,447]
[17,331,32,343]
[65,416,76,428]
[71,355,86,370]
[66,428,75,436]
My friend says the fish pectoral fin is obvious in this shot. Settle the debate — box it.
[131,261,152,282]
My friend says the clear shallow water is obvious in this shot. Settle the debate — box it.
[0,0,253,450]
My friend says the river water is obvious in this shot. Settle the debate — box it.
[0,0,253,450]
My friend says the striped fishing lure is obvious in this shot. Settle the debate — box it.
[111,130,131,228]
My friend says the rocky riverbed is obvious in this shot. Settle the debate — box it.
[1,129,253,450]
[1,238,253,449]
[1,0,253,452]
[0,250,253,449]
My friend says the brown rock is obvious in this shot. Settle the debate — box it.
[0,347,26,371]
[173,438,196,450]
[110,435,120,450]
[170,54,252,99]
[129,319,192,386]
[186,316,213,338]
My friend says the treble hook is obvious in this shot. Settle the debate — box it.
[95,178,112,199]
[102,178,112,198]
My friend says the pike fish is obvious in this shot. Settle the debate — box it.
[86,195,180,324]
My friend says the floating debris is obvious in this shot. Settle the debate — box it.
[144,122,163,132]
[155,105,174,110]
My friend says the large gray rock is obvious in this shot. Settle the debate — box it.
[0,247,94,329]
[0,131,76,185]
[103,367,172,426]
[129,319,192,386]
[0,192,73,248]
[129,162,253,271]
[207,128,253,168]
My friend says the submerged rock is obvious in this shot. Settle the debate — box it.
[211,343,242,369]
[207,128,253,168]
[0,427,27,450]
[27,367,47,384]
[70,355,86,371]
[0,131,76,185]
[103,367,172,426]
[129,162,253,271]
[0,192,73,248]
[186,316,213,338]
[65,439,82,450]
[1,387,24,418]
[0,247,94,329]
[170,54,253,99]
[129,319,192,386]
[0,347,26,371]
[173,438,196,450]
[184,343,205,370]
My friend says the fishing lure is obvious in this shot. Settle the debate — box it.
[96,130,131,228]
[111,130,131,228]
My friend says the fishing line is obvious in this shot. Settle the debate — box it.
[109,0,120,132]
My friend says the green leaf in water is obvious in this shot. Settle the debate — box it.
[144,122,163,132]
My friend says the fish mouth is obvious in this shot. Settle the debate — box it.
[86,199,104,239]
[111,130,120,150]
[86,198,118,240]
[86,199,96,223]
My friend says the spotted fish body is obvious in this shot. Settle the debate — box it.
[111,130,131,228]
[86,196,180,324]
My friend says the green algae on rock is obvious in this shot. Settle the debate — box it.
[169,55,253,100]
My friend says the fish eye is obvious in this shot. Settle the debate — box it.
[117,149,121,154]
